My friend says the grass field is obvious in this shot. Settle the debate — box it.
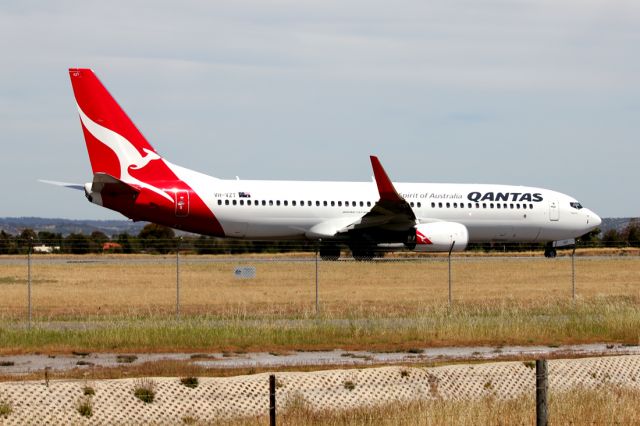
[223,386,640,426]
[0,252,639,353]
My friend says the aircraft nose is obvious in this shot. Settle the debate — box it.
[587,210,601,228]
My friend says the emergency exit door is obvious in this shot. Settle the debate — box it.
[549,199,559,221]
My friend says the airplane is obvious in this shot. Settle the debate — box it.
[57,68,601,260]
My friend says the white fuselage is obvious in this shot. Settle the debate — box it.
[191,174,600,243]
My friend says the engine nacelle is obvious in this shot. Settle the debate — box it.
[411,222,469,252]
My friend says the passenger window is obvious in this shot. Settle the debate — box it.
[240,200,244,206]
[410,202,415,207]
[359,201,364,207]
[516,204,520,209]
[232,200,237,206]
[276,200,280,206]
[218,200,222,205]
[316,201,320,206]
[269,200,273,206]
[292,200,296,206]
[367,201,371,207]
[468,203,472,208]
[475,203,480,208]
[247,200,252,206]
[497,204,501,209]
[338,201,342,207]
[482,203,486,208]
[225,199,229,205]
[331,201,335,207]
[453,203,457,208]
[490,203,494,208]
[431,202,436,208]
[530,204,533,209]
[417,202,421,208]
[284,200,288,206]
[522,204,527,209]
[510,203,514,209]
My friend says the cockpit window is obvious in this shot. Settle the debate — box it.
[570,202,583,210]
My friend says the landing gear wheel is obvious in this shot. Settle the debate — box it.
[351,249,374,262]
[319,244,341,261]
[350,245,377,261]
[544,247,557,258]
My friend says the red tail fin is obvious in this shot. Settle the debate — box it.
[69,68,159,178]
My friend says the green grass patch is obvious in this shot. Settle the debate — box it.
[0,298,638,353]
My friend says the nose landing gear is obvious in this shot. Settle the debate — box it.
[544,243,557,258]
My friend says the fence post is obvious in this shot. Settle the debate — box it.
[536,359,548,426]
[27,238,32,329]
[269,374,276,426]
[571,244,576,300]
[176,237,181,320]
[448,241,455,306]
[315,241,319,316]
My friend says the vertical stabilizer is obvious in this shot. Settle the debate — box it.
[69,68,161,179]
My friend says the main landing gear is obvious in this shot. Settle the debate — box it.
[319,243,341,261]
[544,243,557,258]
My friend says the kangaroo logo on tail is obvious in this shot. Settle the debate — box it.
[77,104,173,203]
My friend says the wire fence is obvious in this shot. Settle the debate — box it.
[0,240,638,325]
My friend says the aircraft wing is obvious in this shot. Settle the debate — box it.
[303,156,416,239]
[338,156,416,234]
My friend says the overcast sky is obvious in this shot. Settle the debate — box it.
[1,0,638,219]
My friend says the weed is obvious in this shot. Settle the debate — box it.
[343,380,356,391]
[400,369,410,378]
[76,360,94,366]
[83,385,96,396]
[133,378,156,403]
[523,361,535,369]
[484,381,493,390]
[407,348,424,354]
[76,396,93,418]
[0,397,12,418]
[180,377,199,389]
[72,351,90,357]
[0,361,14,367]
[182,416,199,424]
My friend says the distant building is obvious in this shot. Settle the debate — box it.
[102,242,122,252]
[33,245,60,254]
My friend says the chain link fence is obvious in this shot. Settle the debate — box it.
[0,240,638,324]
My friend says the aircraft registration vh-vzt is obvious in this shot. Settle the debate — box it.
[57,68,601,260]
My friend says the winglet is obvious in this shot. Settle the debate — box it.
[370,156,405,203]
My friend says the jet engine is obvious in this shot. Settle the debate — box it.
[410,222,469,252]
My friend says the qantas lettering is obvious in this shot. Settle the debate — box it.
[467,192,543,203]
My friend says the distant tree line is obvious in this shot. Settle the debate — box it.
[0,223,316,255]
[0,220,639,255]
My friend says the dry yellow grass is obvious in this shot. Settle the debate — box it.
[0,253,638,353]
[218,386,640,425]
[0,253,638,318]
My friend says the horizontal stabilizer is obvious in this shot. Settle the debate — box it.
[38,179,84,191]
[91,173,140,198]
